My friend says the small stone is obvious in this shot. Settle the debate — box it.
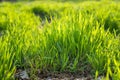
[20,70,29,79]
[15,70,29,80]
[97,76,104,80]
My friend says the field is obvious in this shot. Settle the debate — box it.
[0,0,120,80]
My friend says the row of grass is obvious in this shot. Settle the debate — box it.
[0,1,120,80]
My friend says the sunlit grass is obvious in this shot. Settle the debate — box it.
[0,1,120,79]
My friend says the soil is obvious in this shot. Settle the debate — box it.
[37,72,93,80]
[15,69,95,80]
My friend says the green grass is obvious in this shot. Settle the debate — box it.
[0,1,120,80]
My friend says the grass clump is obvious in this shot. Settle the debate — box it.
[0,1,120,80]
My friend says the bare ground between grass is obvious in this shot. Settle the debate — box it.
[15,69,104,80]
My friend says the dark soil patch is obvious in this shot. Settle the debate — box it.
[15,68,95,80]
[37,72,93,80]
